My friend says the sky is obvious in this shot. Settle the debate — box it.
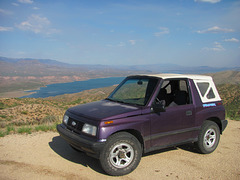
[0,0,240,67]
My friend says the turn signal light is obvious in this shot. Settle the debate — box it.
[104,121,113,125]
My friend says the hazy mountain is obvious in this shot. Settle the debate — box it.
[1,56,239,74]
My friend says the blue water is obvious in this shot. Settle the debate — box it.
[21,77,125,98]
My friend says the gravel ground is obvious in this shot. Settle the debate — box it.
[0,120,239,180]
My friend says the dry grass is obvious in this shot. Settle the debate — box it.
[0,86,115,136]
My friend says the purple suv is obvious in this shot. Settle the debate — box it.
[57,74,228,176]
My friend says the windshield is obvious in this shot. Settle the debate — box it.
[107,77,158,106]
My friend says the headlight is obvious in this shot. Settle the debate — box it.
[63,115,69,125]
[82,123,97,136]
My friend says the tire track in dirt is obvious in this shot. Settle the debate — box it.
[0,159,84,180]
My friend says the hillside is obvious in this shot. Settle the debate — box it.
[217,84,240,120]
[1,56,239,96]
[0,86,115,131]
[0,57,146,95]
[207,71,240,85]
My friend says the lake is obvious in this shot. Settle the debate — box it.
[21,77,125,98]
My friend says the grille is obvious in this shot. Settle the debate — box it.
[66,117,84,134]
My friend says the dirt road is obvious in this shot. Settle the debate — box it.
[0,120,239,180]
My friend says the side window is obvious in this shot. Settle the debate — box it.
[157,79,190,107]
[161,80,171,93]
[196,82,215,100]
[179,80,188,91]
[196,82,209,97]
[194,79,221,103]
[207,88,215,99]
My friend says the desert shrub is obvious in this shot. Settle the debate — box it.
[21,111,28,115]
[0,115,7,118]
[40,115,60,124]
[12,120,28,126]
[17,127,32,134]
[35,125,50,132]
[35,124,56,132]
[0,102,5,109]
[0,122,6,128]
[6,126,15,135]
[0,130,5,137]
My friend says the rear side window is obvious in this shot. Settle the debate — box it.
[207,88,215,99]
[194,80,220,103]
[197,82,209,97]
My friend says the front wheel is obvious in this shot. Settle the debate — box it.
[195,120,220,154]
[99,132,142,176]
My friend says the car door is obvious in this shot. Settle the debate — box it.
[150,79,196,149]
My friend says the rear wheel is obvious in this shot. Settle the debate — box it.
[195,120,220,154]
[99,132,142,176]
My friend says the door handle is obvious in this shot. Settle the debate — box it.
[186,110,192,116]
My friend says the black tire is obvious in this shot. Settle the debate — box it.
[99,132,142,176]
[195,120,220,154]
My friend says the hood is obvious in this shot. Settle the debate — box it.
[67,99,141,121]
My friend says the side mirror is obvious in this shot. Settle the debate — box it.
[152,100,166,113]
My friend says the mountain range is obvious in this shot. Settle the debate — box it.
[0,56,239,96]
[1,56,239,74]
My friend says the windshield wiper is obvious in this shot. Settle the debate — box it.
[106,98,141,106]
[106,98,127,104]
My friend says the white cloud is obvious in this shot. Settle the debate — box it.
[16,14,58,35]
[194,0,221,3]
[0,8,13,15]
[197,26,234,34]
[118,42,125,47]
[154,27,169,37]
[129,40,136,45]
[33,7,40,10]
[203,42,225,51]
[224,38,239,43]
[17,0,33,4]
[12,3,19,6]
[0,26,13,32]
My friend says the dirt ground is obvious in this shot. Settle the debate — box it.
[0,120,239,180]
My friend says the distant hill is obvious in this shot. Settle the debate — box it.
[0,57,148,95]
[207,71,240,85]
[0,56,239,96]
[1,56,239,74]
[117,64,240,74]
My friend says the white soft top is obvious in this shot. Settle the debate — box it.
[132,73,221,103]
[136,73,213,80]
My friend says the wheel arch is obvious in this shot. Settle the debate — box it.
[205,117,223,134]
[110,129,144,152]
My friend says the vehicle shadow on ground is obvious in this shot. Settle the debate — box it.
[49,136,107,175]
[143,147,177,157]
[143,143,199,157]
[177,143,200,154]
[49,136,200,175]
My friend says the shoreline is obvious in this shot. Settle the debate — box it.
[0,76,123,99]
[0,90,35,98]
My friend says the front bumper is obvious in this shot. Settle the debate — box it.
[57,124,105,159]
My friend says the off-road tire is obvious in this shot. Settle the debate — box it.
[195,120,220,154]
[99,132,142,176]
